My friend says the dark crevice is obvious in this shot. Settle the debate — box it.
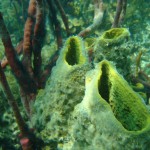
[98,63,110,103]
[103,28,123,39]
[65,38,80,65]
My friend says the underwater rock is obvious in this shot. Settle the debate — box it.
[94,28,131,78]
[65,60,150,150]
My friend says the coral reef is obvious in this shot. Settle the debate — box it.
[32,38,150,149]
[0,0,150,149]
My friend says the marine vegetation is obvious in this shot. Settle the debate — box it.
[0,0,150,149]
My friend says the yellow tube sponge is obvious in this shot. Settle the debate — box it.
[97,60,150,131]
[70,60,150,149]
[96,28,130,47]
[59,36,87,66]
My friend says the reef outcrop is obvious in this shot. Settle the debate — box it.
[32,36,150,150]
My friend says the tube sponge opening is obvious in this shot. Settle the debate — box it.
[98,63,110,103]
[97,60,150,131]
[96,28,130,47]
[103,28,125,39]
[65,36,86,66]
